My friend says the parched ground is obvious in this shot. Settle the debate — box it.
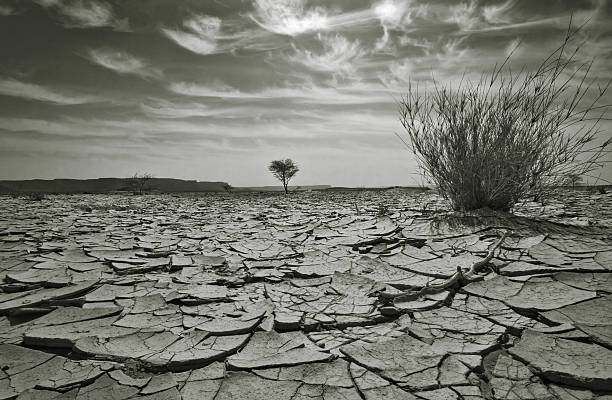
[1,189,611,399]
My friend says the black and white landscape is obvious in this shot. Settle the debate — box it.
[1,1,612,399]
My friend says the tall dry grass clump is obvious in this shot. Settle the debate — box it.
[398,23,611,211]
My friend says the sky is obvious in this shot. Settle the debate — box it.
[0,0,611,187]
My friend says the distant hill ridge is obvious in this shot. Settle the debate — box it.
[0,178,438,194]
[0,178,230,194]
[233,185,332,192]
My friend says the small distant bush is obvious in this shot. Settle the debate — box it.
[129,172,153,195]
[25,192,47,201]
[398,23,611,211]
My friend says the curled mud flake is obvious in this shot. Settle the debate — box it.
[509,330,612,391]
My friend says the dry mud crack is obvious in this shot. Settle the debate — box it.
[1,190,611,399]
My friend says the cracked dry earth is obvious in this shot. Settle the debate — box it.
[1,190,611,400]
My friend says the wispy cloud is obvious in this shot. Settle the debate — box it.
[140,98,278,121]
[446,1,480,30]
[373,0,413,29]
[386,60,414,85]
[372,0,430,51]
[0,4,15,16]
[1,105,400,143]
[250,0,419,38]
[444,0,557,33]
[246,0,423,61]
[288,34,365,78]
[482,0,517,24]
[86,49,161,79]
[141,99,207,119]
[382,36,480,86]
[141,99,230,119]
[0,115,302,141]
[168,82,259,99]
[250,0,329,36]
[161,15,221,55]
[0,116,166,139]
[35,0,128,31]
[169,81,396,105]
[0,78,101,105]
[461,17,563,33]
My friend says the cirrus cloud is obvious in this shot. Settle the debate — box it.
[287,33,365,78]
[0,78,102,105]
[86,49,162,79]
[161,15,221,55]
[35,0,129,31]
[0,4,16,16]
[250,0,329,36]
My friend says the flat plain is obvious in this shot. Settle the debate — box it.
[1,189,611,399]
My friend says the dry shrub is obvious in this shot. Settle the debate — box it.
[398,23,611,211]
[25,192,47,201]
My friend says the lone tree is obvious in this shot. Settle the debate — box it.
[129,172,153,195]
[268,159,299,194]
[566,173,583,189]
[398,22,611,211]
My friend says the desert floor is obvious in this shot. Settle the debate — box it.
[1,189,611,399]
